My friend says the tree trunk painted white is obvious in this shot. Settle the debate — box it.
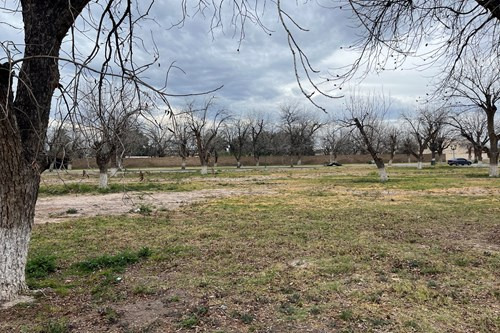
[297,158,302,166]
[489,162,498,177]
[255,160,260,167]
[388,159,393,166]
[0,224,31,302]
[99,172,108,189]
[237,161,241,168]
[67,163,72,170]
[417,161,423,170]
[378,167,388,182]
[200,165,208,175]
[181,158,186,170]
[49,162,54,172]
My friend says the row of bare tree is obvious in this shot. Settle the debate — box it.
[45,88,499,186]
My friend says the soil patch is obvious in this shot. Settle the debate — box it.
[35,188,271,224]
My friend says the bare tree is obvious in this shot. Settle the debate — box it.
[171,114,194,170]
[224,117,250,168]
[143,115,174,158]
[449,109,490,164]
[333,1,500,84]
[429,128,454,164]
[280,104,322,166]
[45,124,83,171]
[185,99,229,175]
[74,80,146,188]
[342,92,390,182]
[444,54,499,176]
[321,121,350,163]
[248,113,267,167]
[402,107,448,169]
[383,125,400,166]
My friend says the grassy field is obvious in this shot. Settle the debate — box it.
[2,165,499,332]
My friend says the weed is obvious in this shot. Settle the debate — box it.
[73,247,151,273]
[179,315,199,329]
[26,255,57,279]
[138,204,153,215]
[339,309,354,321]
[278,303,296,315]
[309,306,321,315]
[231,310,254,324]
[37,319,69,333]
[98,306,120,324]
[65,208,78,214]
[404,320,420,330]
[132,284,156,295]
[193,306,208,317]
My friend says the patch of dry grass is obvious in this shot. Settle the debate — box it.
[2,165,499,332]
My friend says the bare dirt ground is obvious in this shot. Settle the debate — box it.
[35,188,271,224]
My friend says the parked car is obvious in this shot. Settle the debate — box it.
[326,161,342,167]
[447,158,472,166]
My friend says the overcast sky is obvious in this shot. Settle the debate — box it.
[0,1,440,121]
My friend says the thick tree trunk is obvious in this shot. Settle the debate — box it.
[0,170,40,302]
[255,156,260,167]
[181,157,186,170]
[96,152,111,189]
[417,153,424,169]
[377,166,388,182]
[98,165,108,189]
[200,164,208,175]
[99,172,108,189]
[486,108,498,177]
[431,150,436,166]
[0,0,89,302]
[236,160,241,168]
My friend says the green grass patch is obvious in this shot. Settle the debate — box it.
[72,247,152,273]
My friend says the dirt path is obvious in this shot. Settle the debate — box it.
[35,188,269,224]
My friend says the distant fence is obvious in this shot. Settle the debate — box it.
[72,153,440,169]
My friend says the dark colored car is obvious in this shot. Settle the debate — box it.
[447,158,472,166]
[326,161,343,167]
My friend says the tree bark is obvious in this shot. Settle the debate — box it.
[0,0,90,301]
[486,108,499,177]
[0,168,40,301]
[181,157,186,170]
